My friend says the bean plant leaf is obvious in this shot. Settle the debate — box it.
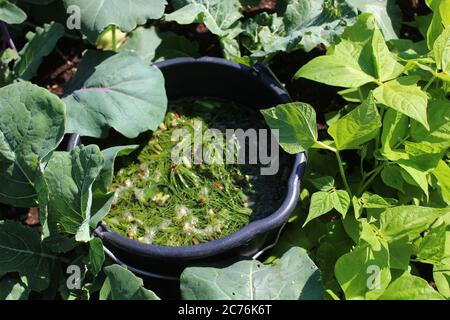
[380,109,408,160]
[295,14,397,87]
[433,229,450,299]
[0,82,66,208]
[432,160,450,203]
[102,265,160,300]
[0,277,29,300]
[261,102,318,154]
[38,145,104,242]
[373,77,429,130]
[0,220,53,292]
[378,272,444,300]
[381,165,405,193]
[370,27,403,81]
[417,224,447,264]
[379,206,446,241]
[63,51,168,138]
[0,0,26,24]
[294,55,375,88]
[433,26,450,74]
[310,176,335,192]
[328,94,381,150]
[388,236,412,270]
[62,0,167,43]
[13,22,64,81]
[335,240,391,300]
[304,191,335,226]
[410,98,450,150]
[181,247,324,300]
[331,190,351,216]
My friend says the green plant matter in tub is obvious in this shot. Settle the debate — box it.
[105,98,288,246]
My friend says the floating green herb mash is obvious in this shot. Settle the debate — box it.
[105,98,287,246]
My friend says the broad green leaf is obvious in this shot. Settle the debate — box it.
[328,94,381,150]
[93,145,139,194]
[433,230,450,298]
[345,0,401,41]
[88,238,104,277]
[433,26,450,73]
[181,247,324,300]
[38,145,104,242]
[310,176,335,192]
[0,277,29,300]
[242,0,357,56]
[360,193,392,208]
[373,77,429,130]
[378,272,444,300]
[399,141,443,172]
[241,12,284,54]
[426,0,445,49]
[165,0,242,38]
[0,0,26,24]
[42,234,77,254]
[276,0,357,53]
[341,12,377,43]
[331,190,351,217]
[14,22,64,81]
[261,102,318,154]
[388,236,412,270]
[399,164,429,198]
[304,191,335,226]
[119,26,200,63]
[0,82,66,207]
[62,0,166,44]
[63,51,168,138]
[432,160,450,203]
[359,219,381,251]
[0,220,53,291]
[380,109,408,160]
[381,165,405,193]
[379,206,446,241]
[335,240,391,300]
[417,224,447,264]
[102,265,160,300]
[371,28,403,82]
[433,259,450,299]
[439,0,450,26]
[294,55,375,88]
[411,98,450,150]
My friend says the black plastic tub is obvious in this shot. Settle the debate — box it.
[68,57,307,280]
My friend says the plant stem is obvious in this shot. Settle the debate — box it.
[111,25,117,51]
[424,75,436,91]
[357,164,384,196]
[335,151,352,197]
[316,141,352,196]
[373,107,385,169]
[0,21,17,51]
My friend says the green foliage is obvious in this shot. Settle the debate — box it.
[63,50,168,138]
[0,0,448,301]
[62,0,166,44]
[181,247,324,300]
[262,12,450,300]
